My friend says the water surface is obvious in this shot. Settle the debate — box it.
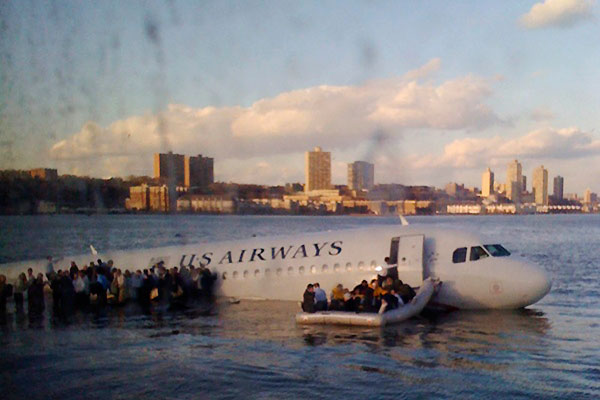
[1,214,599,399]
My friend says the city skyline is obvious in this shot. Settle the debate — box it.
[1,1,599,194]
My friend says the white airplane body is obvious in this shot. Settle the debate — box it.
[0,224,552,310]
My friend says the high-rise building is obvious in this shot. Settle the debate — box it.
[506,160,522,202]
[522,175,527,192]
[154,152,185,186]
[305,147,331,192]
[509,181,521,204]
[185,154,214,188]
[348,161,374,191]
[481,167,494,197]
[583,189,597,204]
[553,176,564,201]
[532,165,548,205]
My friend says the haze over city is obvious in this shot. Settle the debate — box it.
[1,0,599,193]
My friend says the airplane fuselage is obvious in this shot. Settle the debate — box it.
[0,225,552,310]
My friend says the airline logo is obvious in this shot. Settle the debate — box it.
[178,240,343,268]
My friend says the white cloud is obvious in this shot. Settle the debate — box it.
[530,107,555,121]
[411,127,600,170]
[388,127,600,191]
[49,59,501,180]
[520,0,594,29]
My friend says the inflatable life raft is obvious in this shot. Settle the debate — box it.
[295,277,439,327]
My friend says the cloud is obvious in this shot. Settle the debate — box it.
[412,127,600,170]
[530,107,555,121]
[50,59,502,179]
[520,0,594,29]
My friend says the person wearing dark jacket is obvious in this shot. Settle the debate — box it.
[396,280,416,304]
[302,284,315,313]
[200,267,216,299]
[50,272,62,316]
[136,270,154,314]
[69,261,79,280]
[59,273,76,319]
[27,274,45,317]
[0,275,9,319]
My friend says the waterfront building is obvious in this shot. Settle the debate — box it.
[583,189,597,204]
[127,184,150,211]
[481,167,494,197]
[565,193,579,201]
[348,161,374,191]
[126,184,173,212]
[148,185,170,212]
[305,147,331,192]
[445,182,460,197]
[184,154,214,188]
[521,192,535,204]
[29,168,58,180]
[553,176,564,201]
[509,181,521,204]
[494,182,506,195]
[154,152,185,187]
[532,165,548,206]
[177,194,235,213]
[506,160,522,203]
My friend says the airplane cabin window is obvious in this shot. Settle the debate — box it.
[345,262,352,271]
[233,271,239,279]
[470,246,489,261]
[483,244,511,257]
[453,247,467,263]
[287,267,293,275]
[310,265,316,274]
[265,268,271,277]
[333,263,340,272]
[299,266,305,275]
[322,264,329,273]
[370,260,376,270]
[358,261,365,270]
[276,268,282,276]
[254,269,260,278]
[243,270,249,278]
[222,272,228,280]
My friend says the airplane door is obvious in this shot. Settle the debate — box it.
[390,234,425,286]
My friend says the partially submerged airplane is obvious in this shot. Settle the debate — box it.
[1,223,552,310]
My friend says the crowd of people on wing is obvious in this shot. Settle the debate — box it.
[0,257,217,322]
[301,273,416,314]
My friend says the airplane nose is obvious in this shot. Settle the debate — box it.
[528,264,552,304]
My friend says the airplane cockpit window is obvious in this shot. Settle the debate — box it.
[470,246,490,261]
[483,244,511,257]
[452,247,467,263]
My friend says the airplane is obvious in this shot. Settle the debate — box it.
[0,223,552,310]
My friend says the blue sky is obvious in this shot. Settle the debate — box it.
[1,0,599,194]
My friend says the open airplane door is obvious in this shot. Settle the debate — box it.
[389,234,425,287]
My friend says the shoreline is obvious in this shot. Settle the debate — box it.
[0,210,596,217]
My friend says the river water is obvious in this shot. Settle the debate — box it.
[1,214,599,399]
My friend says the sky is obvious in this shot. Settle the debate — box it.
[1,0,599,194]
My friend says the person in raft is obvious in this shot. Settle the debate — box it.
[302,283,315,313]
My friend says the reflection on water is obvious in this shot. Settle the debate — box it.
[0,298,563,400]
